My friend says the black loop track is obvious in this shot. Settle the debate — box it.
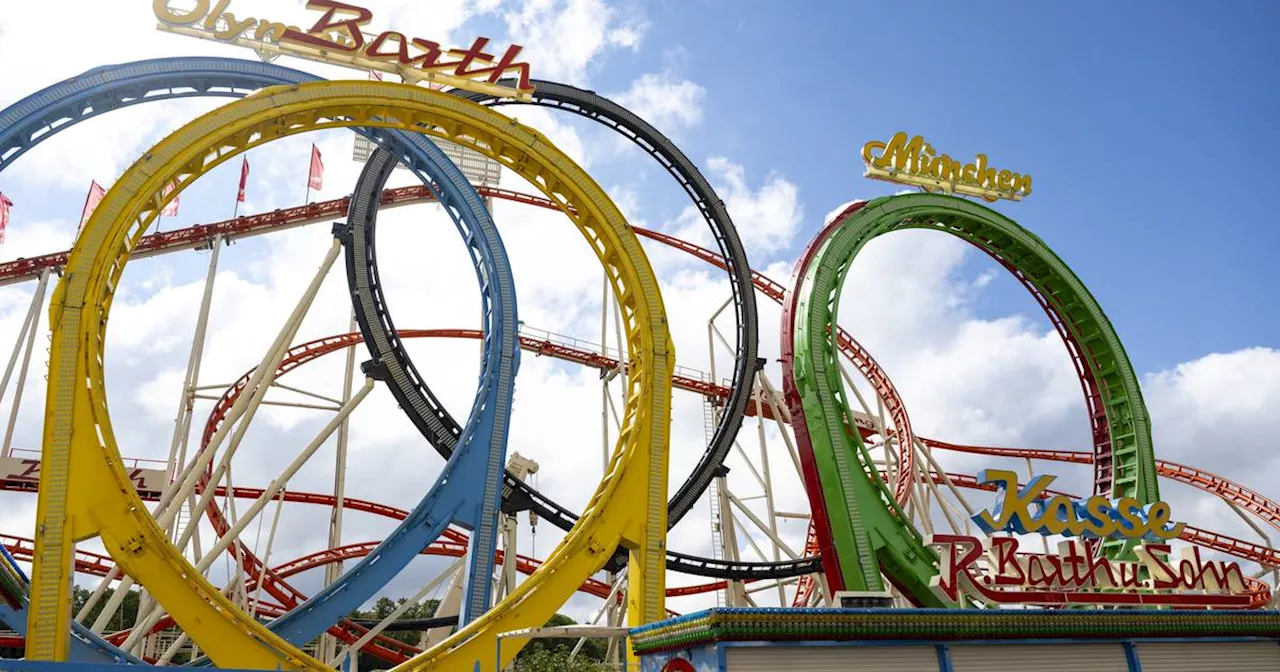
[348,80,819,579]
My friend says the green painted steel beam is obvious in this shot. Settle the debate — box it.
[791,193,1159,598]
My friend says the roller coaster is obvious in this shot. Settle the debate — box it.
[0,26,1275,672]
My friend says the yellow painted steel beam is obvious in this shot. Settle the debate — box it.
[29,81,672,670]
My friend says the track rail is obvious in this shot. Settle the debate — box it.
[30,77,671,671]
[189,326,1280,607]
[219,106,520,655]
[781,201,870,593]
[458,79,759,536]
[0,55,519,660]
[7,185,1276,579]
[786,194,1162,603]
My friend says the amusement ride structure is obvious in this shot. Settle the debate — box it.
[0,4,1277,672]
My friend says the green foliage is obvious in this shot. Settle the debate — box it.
[511,647,613,672]
[71,584,140,634]
[515,612,608,663]
[341,596,442,671]
[337,599,611,672]
[69,585,197,664]
[0,585,198,663]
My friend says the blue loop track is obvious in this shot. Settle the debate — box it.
[0,57,518,663]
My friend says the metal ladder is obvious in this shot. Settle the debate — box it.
[702,396,727,607]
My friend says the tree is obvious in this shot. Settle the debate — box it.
[71,585,140,635]
[334,600,610,671]
[339,596,443,672]
[512,648,611,672]
[515,613,607,663]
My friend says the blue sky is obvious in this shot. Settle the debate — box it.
[4,1,1275,371]
[584,0,1280,373]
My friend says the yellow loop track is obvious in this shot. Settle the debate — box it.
[29,81,673,670]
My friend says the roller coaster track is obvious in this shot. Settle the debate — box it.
[0,58,800,596]
[0,58,1270,660]
[1,57,520,667]
[32,79,672,671]
[0,208,1269,658]
[786,194,1162,603]
[192,326,1280,627]
[233,106,520,656]
[183,328,1280,572]
[3,70,764,631]
[5,185,1277,573]
[3,310,1276,643]
[0,537,554,659]
[456,77,759,541]
[7,448,1277,652]
[781,201,870,593]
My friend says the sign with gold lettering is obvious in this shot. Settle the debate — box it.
[861,132,1031,202]
[971,469,1185,542]
[1,455,166,496]
[153,0,534,100]
[925,469,1264,609]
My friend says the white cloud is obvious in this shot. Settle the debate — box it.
[1145,347,1280,475]
[671,157,803,258]
[612,72,706,133]
[502,0,647,85]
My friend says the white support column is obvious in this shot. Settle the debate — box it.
[94,233,227,633]
[162,236,223,509]
[569,569,627,661]
[248,486,287,619]
[321,308,358,663]
[756,372,806,481]
[727,492,801,560]
[330,557,464,669]
[750,375,786,605]
[0,268,50,457]
[125,232,223,642]
[715,473,746,606]
[125,378,375,649]
[423,564,467,647]
[163,241,342,558]
[600,272,611,473]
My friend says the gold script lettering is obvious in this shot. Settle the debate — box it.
[860,132,1033,201]
[154,0,210,26]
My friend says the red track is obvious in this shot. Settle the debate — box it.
[1,185,1275,648]
[192,328,1280,612]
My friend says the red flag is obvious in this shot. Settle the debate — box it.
[308,145,324,191]
[78,181,106,234]
[0,192,11,244]
[161,180,180,217]
[237,157,250,203]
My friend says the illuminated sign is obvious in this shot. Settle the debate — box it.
[861,132,1031,202]
[153,0,534,99]
[927,469,1260,609]
[971,469,1185,542]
